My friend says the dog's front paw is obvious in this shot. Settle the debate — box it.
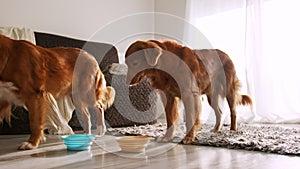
[18,142,37,150]
[230,129,237,133]
[96,125,107,136]
[182,136,195,144]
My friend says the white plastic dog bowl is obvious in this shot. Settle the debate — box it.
[116,136,152,153]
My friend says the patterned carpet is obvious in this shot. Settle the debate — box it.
[108,123,300,155]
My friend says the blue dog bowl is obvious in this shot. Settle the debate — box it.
[61,134,95,151]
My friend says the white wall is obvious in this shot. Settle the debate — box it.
[0,0,154,40]
[0,0,188,62]
[154,0,187,41]
[0,0,155,61]
[154,0,186,18]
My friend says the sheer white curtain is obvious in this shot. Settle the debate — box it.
[185,0,300,124]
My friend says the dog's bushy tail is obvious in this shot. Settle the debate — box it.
[233,76,252,106]
[0,101,12,126]
[237,94,252,106]
[0,81,18,126]
[95,69,105,99]
[95,69,115,110]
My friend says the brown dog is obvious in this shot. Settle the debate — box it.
[125,40,252,144]
[0,34,115,150]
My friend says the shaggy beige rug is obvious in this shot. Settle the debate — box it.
[108,123,300,155]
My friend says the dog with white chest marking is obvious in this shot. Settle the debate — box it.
[0,34,115,150]
[125,40,252,144]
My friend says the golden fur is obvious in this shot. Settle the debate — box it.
[0,34,115,150]
[125,40,252,144]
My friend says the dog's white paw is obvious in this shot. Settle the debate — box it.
[96,125,107,136]
[18,142,36,150]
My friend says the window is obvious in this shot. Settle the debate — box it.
[185,0,300,123]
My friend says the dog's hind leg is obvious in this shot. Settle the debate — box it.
[226,93,237,131]
[18,93,47,150]
[207,94,224,132]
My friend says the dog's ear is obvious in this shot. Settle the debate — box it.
[144,45,162,66]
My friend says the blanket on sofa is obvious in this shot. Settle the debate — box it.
[0,27,36,44]
[0,27,74,134]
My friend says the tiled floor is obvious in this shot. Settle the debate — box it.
[0,133,299,169]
